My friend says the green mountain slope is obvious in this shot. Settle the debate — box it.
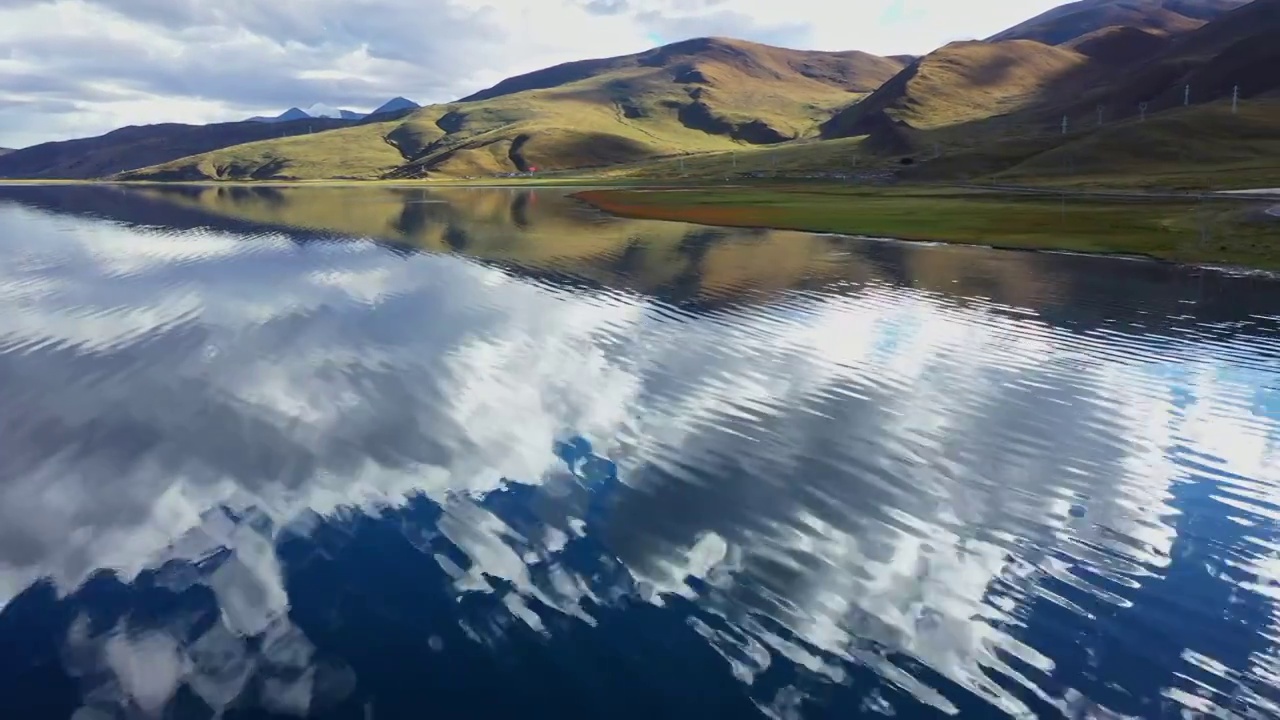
[119,38,905,181]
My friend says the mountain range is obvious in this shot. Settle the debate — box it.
[0,0,1275,184]
[245,97,420,124]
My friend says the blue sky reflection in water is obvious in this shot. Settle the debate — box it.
[0,186,1279,719]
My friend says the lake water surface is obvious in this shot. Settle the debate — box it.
[1,184,1279,719]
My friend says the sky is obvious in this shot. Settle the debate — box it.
[0,0,1068,149]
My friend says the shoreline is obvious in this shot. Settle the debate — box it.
[3,178,1276,272]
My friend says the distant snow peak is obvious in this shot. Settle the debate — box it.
[305,103,341,118]
[245,97,417,124]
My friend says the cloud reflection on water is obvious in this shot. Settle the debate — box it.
[0,193,1278,718]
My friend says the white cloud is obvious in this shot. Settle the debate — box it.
[0,0,1069,148]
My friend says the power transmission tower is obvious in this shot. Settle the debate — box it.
[1184,84,1191,107]
[1232,85,1240,114]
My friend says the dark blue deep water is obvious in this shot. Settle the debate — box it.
[1,184,1279,719]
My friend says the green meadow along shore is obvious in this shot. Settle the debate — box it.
[570,184,1280,270]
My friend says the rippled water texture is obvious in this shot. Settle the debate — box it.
[1,184,1279,720]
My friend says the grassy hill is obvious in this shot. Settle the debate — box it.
[820,40,1096,140]
[0,110,419,180]
[460,37,901,101]
[989,0,1248,44]
[894,99,1280,189]
[119,38,904,181]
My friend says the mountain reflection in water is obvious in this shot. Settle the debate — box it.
[0,184,1279,719]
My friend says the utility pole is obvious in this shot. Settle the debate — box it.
[1232,85,1240,114]
[1097,104,1104,126]
[1061,115,1068,135]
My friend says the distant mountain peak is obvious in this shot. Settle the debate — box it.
[370,97,420,115]
[245,105,368,124]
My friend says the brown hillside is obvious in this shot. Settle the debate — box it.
[990,0,1248,45]
[460,37,904,101]
[821,40,1095,139]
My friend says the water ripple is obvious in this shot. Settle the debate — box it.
[1,187,1280,719]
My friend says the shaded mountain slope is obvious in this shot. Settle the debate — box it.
[1056,0,1280,120]
[990,0,1249,45]
[1063,25,1172,64]
[121,37,905,181]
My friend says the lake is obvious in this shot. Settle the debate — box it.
[1,184,1278,720]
